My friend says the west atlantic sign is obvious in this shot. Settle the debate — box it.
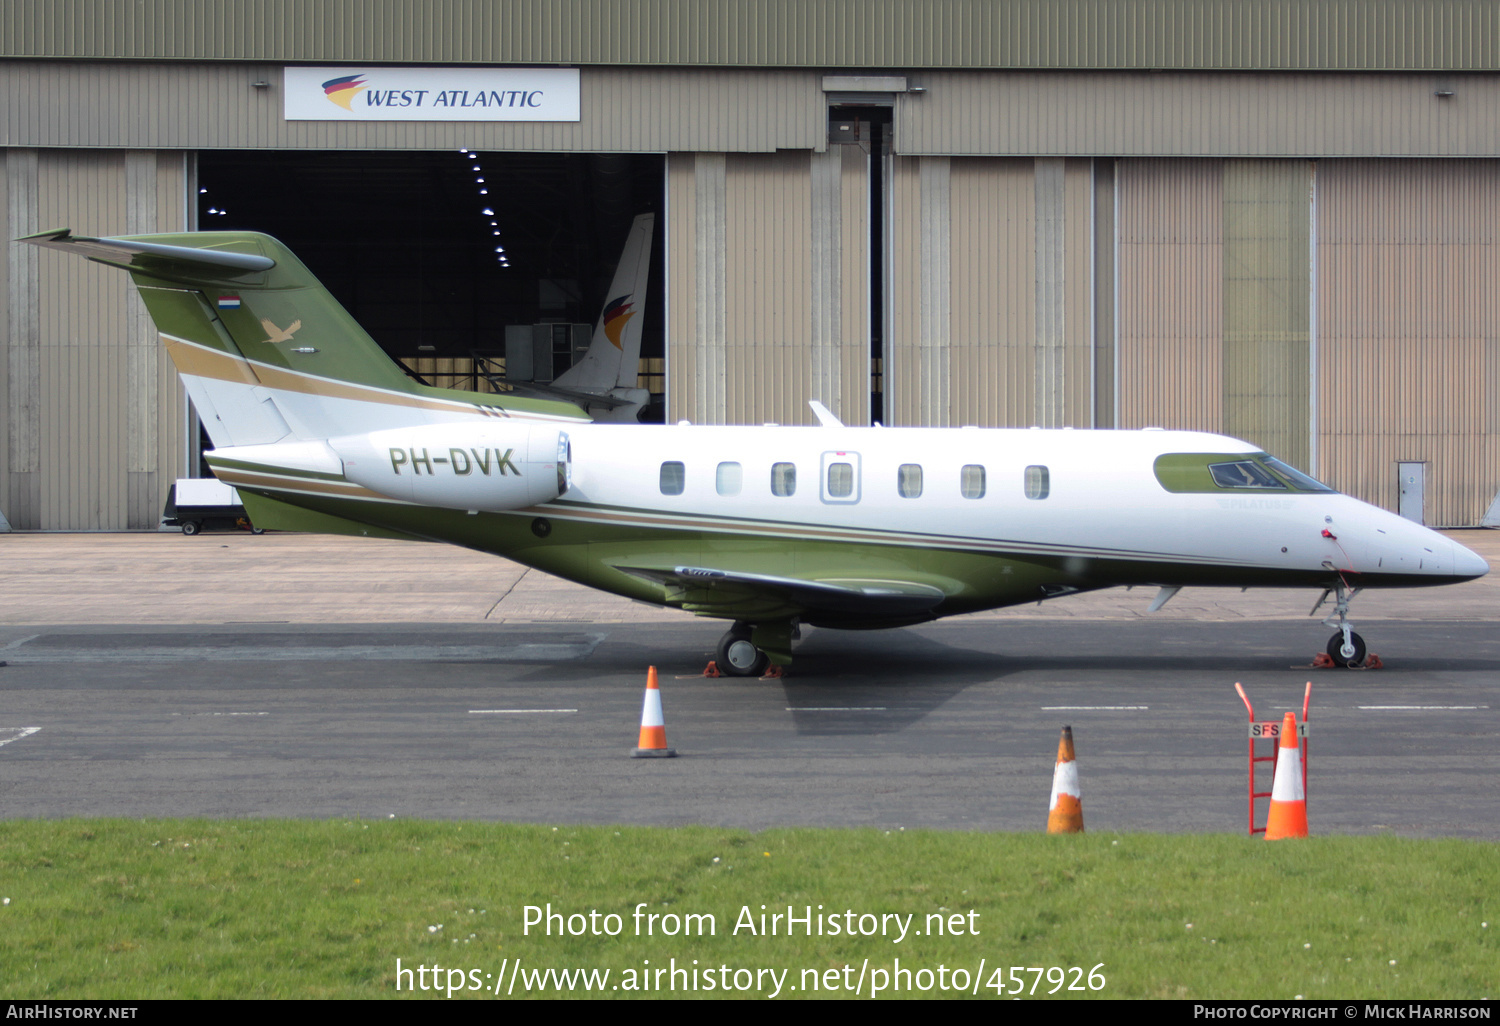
[284,67,581,121]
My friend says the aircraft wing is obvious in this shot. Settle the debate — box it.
[612,564,947,624]
[491,379,637,409]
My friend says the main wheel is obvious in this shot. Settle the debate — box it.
[181,521,201,536]
[716,629,768,677]
[1326,630,1367,669]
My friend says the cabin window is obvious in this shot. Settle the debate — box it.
[897,464,923,498]
[819,451,862,503]
[1024,465,1050,500]
[659,461,685,496]
[960,464,986,499]
[771,462,797,497]
[1208,461,1285,490]
[716,462,742,496]
[826,462,855,498]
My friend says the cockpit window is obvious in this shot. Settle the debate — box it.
[1260,456,1335,493]
[1154,452,1340,494]
[1208,461,1285,490]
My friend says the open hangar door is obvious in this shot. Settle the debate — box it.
[194,149,665,455]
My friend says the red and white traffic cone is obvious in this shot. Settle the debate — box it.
[1046,726,1084,833]
[1264,711,1308,839]
[631,666,677,758]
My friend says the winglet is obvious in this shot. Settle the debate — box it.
[808,400,844,427]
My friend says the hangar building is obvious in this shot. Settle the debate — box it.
[3,0,1499,530]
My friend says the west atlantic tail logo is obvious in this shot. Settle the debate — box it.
[322,75,368,111]
[601,295,636,350]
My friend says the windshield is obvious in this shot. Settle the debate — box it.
[1259,456,1335,493]
[1154,452,1340,494]
[1208,460,1285,490]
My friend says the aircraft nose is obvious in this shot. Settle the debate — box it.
[1449,538,1490,580]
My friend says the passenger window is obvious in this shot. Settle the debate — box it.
[771,462,796,497]
[716,461,742,496]
[659,461,685,496]
[898,464,923,498]
[960,464,986,499]
[827,463,854,498]
[1024,465,1050,500]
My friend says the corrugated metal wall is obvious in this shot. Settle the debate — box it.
[1222,159,1312,471]
[946,157,1036,426]
[885,155,948,427]
[1117,159,1224,433]
[886,155,1095,428]
[12,62,1500,159]
[1092,160,1115,428]
[1318,159,1500,527]
[6,65,1500,527]
[0,62,824,154]
[723,151,815,426]
[7,1,1500,71]
[810,144,871,427]
[1115,155,1500,525]
[2,148,187,530]
[896,71,1500,157]
[1116,157,1312,460]
[667,148,869,426]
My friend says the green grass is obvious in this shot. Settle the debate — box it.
[0,820,1494,999]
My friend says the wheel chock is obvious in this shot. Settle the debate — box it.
[1360,653,1383,670]
[762,664,786,679]
[1308,652,1336,669]
[701,661,723,678]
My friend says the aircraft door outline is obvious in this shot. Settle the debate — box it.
[820,451,862,505]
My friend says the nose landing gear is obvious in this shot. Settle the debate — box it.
[1314,582,1368,669]
[1325,629,1367,668]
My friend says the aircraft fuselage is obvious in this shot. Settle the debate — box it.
[216,421,1488,629]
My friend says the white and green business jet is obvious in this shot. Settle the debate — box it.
[24,228,1489,675]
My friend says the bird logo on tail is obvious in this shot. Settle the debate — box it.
[260,319,303,344]
[601,295,635,350]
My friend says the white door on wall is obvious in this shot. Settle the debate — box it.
[1397,462,1426,524]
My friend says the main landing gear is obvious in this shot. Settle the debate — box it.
[711,620,798,677]
[1315,581,1368,669]
[715,623,768,677]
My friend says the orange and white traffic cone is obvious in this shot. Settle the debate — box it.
[1046,726,1084,833]
[1263,711,1308,839]
[630,666,677,759]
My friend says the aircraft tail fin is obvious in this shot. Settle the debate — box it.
[551,213,654,409]
[21,229,585,449]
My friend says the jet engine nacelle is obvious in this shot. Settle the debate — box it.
[330,422,570,512]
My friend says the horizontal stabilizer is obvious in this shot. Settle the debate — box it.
[21,227,589,453]
[20,228,276,274]
[498,380,639,410]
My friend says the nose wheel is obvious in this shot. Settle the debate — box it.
[1315,581,1370,669]
[1326,630,1367,669]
